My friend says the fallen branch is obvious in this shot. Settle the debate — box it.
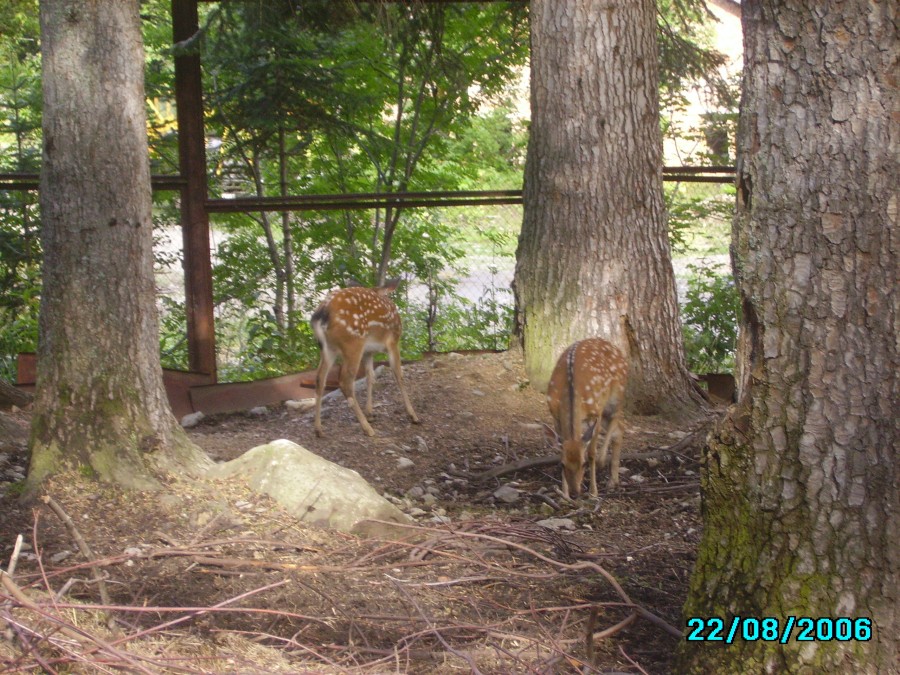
[189,555,319,572]
[6,533,24,577]
[388,576,485,675]
[585,606,638,667]
[619,644,651,675]
[40,495,111,608]
[451,448,698,483]
[365,519,682,639]
[0,569,155,674]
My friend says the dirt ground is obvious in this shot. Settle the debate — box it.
[0,350,719,674]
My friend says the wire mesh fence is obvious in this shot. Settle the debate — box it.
[397,202,521,355]
[4,178,735,381]
[187,202,525,378]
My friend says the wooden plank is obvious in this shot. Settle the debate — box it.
[189,372,318,415]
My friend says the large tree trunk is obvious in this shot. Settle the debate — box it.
[679,2,897,672]
[514,0,703,417]
[29,0,210,491]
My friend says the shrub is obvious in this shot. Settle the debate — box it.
[681,261,739,374]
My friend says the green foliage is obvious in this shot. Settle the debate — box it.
[681,261,739,374]
[4,481,26,497]
[0,2,42,381]
[0,0,740,384]
[397,216,515,357]
[443,99,528,191]
[657,0,730,102]
[158,296,189,371]
[78,464,97,479]
[216,308,320,382]
[187,2,529,378]
[142,0,180,174]
[666,183,735,256]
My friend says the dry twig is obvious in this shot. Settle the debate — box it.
[39,495,111,607]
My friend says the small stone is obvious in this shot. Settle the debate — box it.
[181,411,205,428]
[248,406,268,416]
[472,389,486,397]
[537,518,577,531]
[123,547,142,557]
[629,474,647,484]
[397,457,415,470]
[407,508,427,517]
[406,486,425,499]
[50,550,73,563]
[493,485,520,504]
[422,494,437,507]
[285,399,315,412]
[415,436,429,453]
[518,422,543,431]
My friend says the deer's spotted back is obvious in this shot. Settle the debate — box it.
[571,338,628,404]
[312,287,402,340]
[547,338,628,413]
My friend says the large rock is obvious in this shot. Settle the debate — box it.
[208,439,411,538]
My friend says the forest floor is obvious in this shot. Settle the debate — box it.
[0,350,723,674]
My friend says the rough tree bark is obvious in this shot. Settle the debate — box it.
[514,0,703,417]
[679,2,897,672]
[0,380,32,409]
[28,0,210,491]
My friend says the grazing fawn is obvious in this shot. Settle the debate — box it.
[547,338,628,498]
[311,278,419,437]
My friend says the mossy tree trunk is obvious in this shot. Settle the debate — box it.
[514,0,703,417]
[28,0,210,491]
[679,1,898,672]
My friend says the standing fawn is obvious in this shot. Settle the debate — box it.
[311,278,419,437]
[547,338,628,498]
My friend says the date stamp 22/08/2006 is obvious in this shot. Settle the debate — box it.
[685,616,873,644]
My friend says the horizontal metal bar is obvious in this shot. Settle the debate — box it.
[664,175,735,183]
[151,175,189,190]
[663,166,735,174]
[1,168,735,200]
[206,194,524,213]
[0,174,187,192]
[0,182,39,191]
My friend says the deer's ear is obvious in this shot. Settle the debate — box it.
[543,423,560,445]
[581,421,597,443]
[380,277,402,293]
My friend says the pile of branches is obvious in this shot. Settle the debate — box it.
[2,495,683,673]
